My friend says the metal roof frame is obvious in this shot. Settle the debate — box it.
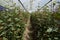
[39,0,52,11]
[18,0,28,12]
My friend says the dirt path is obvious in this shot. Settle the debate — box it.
[23,16,31,40]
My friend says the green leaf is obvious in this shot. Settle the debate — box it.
[0,20,3,23]
[46,28,52,32]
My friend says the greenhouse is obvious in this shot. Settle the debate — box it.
[0,0,60,40]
